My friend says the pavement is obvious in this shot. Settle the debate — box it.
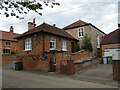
[2,63,120,88]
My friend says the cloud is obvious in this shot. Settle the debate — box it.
[0,0,119,34]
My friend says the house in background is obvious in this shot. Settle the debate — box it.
[63,20,106,58]
[15,19,78,71]
[0,26,20,55]
[0,26,20,65]
[101,26,120,81]
[101,27,120,60]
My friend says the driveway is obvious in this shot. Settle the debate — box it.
[72,64,119,87]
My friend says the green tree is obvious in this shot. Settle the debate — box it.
[0,0,60,19]
[82,34,93,51]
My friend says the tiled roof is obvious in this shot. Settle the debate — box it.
[0,30,20,41]
[63,20,106,35]
[101,29,120,45]
[15,23,78,41]
[63,20,90,30]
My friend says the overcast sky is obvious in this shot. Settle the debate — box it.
[0,0,119,34]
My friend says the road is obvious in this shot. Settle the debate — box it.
[2,68,117,88]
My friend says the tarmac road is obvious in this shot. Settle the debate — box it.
[2,68,118,88]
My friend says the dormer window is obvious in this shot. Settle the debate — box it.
[78,28,84,37]
[25,38,32,51]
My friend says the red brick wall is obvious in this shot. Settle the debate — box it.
[57,51,93,63]
[60,59,100,74]
[60,60,75,74]
[16,32,76,71]
[17,33,75,56]
[74,59,100,72]
[2,54,16,65]
[2,40,18,53]
[55,51,93,74]
[112,60,120,81]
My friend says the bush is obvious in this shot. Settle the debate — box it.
[82,34,93,51]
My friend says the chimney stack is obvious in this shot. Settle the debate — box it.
[10,26,14,33]
[28,18,36,31]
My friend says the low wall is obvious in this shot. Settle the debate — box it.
[15,50,93,73]
[61,50,93,62]
[16,54,52,72]
[60,59,101,74]
[74,59,101,72]
[22,60,50,72]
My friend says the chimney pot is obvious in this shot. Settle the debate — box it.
[33,18,35,24]
[53,24,56,27]
[10,26,14,33]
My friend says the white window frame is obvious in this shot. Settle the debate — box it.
[3,49,11,54]
[50,38,56,50]
[6,42,11,46]
[62,40,67,51]
[97,35,100,48]
[78,28,84,37]
[25,38,32,51]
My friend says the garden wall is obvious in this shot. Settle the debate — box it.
[60,59,101,75]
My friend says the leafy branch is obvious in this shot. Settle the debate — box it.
[0,0,60,19]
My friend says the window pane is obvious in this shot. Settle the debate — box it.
[50,38,56,50]
[25,38,32,50]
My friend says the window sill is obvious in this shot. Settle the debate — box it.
[50,49,56,50]
[62,49,67,51]
[3,53,11,54]
[24,49,32,51]
[5,45,11,46]
[78,36,84,38]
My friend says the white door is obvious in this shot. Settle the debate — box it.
[104,48,120,60]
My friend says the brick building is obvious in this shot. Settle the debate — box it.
[15,19,78,72]
[0,26,20,65]
[101,28,120,80]
[63,20,106,58]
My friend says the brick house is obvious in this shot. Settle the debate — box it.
[0,26,20,65]
[15,19,78,72]
[101,27,120,80]
[101,28,120,59]
[63,20,106,58]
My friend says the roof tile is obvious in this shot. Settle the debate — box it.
[16,23,78,41]
[101,29,120,45]
[63,20,90,30]
[0,30,20,41]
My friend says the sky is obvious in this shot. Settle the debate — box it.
[0,0,119,34]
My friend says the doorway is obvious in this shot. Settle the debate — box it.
[71,42,75,53]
